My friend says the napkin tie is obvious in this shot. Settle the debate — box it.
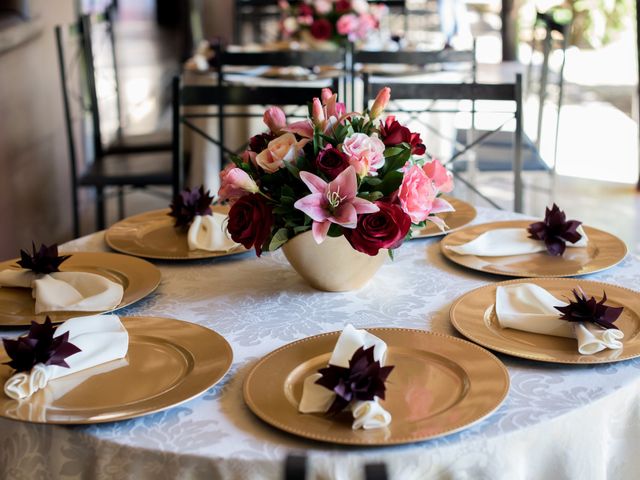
[0,270,123,314]
[3,314,129,400]
[448,226,588,256]
[187,213,239,252]
[495,283,624,355]
[298,324,392,430]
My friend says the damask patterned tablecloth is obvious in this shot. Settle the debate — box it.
[3,207,640,480]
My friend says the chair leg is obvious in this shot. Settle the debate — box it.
[96,186,106,231]
[117,186,125,220]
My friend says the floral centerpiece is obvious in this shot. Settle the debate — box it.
[218,87,454,291]
[278,0,387,46]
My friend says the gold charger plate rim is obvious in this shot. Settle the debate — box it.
[0,252,161,326]
[105,208,248,260]
[440,220,628,278]
[411,196,477,239]
[0,316,233,424]
[243,327,510,446]
[450,277,640,364]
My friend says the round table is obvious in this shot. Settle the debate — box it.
[2,207,640,480]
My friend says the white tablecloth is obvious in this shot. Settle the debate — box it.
[2,207,640,480]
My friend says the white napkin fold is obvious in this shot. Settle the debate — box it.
[3,314,129,400]
[298,324,392,430]
[495,283,624,355]
[187,213,239,252]
[448,226,588,256]
[0,269,124,314]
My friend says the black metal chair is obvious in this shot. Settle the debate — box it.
[83,3,173,156]
[364,74,525,212]
[284,454,307,480]
[233,0,286,44]
[365,463,389,480]
[173,74,340,186]
[55,16,179,237]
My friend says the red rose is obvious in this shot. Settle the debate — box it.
[298,4,314,16]
[335,0,351,13]
[344,201,412,256]
[248,132,275,153]
[315,145,350,179]
[310,18,332,40]
[379,116,426,156]
[227,193,273,256]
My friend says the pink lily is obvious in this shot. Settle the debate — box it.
[294,166,379,243]
[283,119,314,139]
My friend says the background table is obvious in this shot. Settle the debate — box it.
[2,207,640,479]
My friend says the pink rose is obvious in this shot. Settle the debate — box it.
[423,159,453,193]
[354,13,377,41]
[218,166,258,203]
[255,133,309,173]
[342,133,386,176]
[337,14,359,36]
[263,107,287,134]
[398,165,438,223]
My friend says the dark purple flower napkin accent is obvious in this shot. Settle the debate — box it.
[527,203,583,256]
[17,243,71,275]
[315,345,394,415]
[168,186,214,228]
[2,317,81,373]
[555,288,624,330]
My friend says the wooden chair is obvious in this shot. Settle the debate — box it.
[55,16,179,237]
[82,4,172,156]
[365,74,525,212]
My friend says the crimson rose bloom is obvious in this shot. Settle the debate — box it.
[380,116,426,155]
[227,193,273,256]
[298,4,314,17]
[310,18,332,40]
[344,201,412,255]
[335,0,351,13]
[316,146,350,179]
[248,132,274,153]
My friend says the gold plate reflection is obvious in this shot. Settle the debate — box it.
[0,252,161,326]
[412,196,477,239]
[440,220,627,277]
[0,316,233,424]
[105,206,248,260]
[450,278,640,364]
[243,328,509,445]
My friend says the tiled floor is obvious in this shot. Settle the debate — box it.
[83,0,640,256]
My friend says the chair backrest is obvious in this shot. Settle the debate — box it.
[173,74,338,190]
[364,74,524,212]
[215,49,346,70]
[354,47,475,67]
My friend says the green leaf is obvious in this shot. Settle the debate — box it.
[362,176,382,186]
[268,228,290,251]
[384,147,403,158]
[293,225,311,234]
[284,161,300,179]
[358,191,384,202]
[387,249,395,261]
[327,224,343,238]
[376,170,404,195]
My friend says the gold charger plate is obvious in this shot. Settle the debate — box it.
[0,252,161,326]
[0,316,233,424]
[440,220,627,277]
[244,328,509,445]
[412,196,477,239]
[105,206,248,260]
[450,278,640,364]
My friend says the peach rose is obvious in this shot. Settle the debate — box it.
[255,133,308,173]
[398,164,438,223]
[341,132,386,176]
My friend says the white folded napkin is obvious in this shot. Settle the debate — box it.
[3,314,129,400]
[0,269,124,314]
[495,283,624,355]
[448,226,588,256]
[187,213,239,252]
[298,324,392,430]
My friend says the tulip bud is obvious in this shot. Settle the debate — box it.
[311,97,325,127]
[369,87,391,119]
[263,107,287,134]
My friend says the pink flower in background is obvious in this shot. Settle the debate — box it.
[315,0,332,14]
[255,133,309,173]
[423,159,454,193]
[398,165,454,222]
[355,13,378,40]
[336,14,358,37]
[297,15,314,26]
[294,166,379,243]
[342,132,386,176]
[218,166,258,203]
[369,87,390,119]
[263,106,287,134]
